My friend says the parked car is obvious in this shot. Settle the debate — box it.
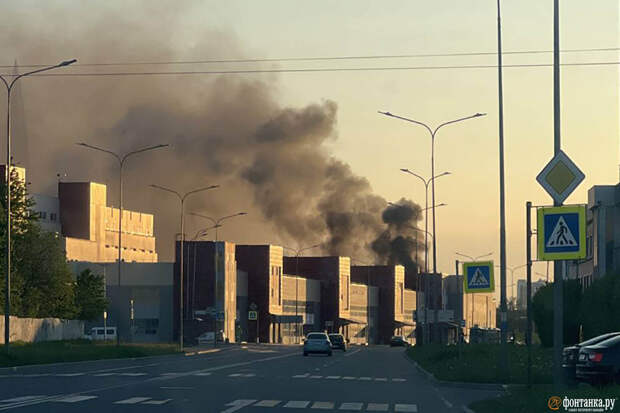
[389,336,410,347]
[85,327,117,341]
[197,330,226,345]
[563,332,620,382]
[328,333,347,351]
[303,332,332,357]
[576,335,620,385]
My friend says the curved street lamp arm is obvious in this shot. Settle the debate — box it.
[121,144,169,165]
[149,184,181,201]
[216,212,248,225]
[434,113,487,135]
[378,111,433,135]
[455,252,475,261]
[400,169,428,187]
[474,252,493,261]
[76,142,122,163]
[181,185,219,202]
[189,212,217,226]
[5,59,77,89]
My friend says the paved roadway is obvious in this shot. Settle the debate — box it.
[0,344,502,412]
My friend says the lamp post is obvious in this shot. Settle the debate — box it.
[495,264,527,307]
[189,212,248,242]
[395,171,450,274]
[1,58,77,352]
[149,184,219,351]
[283,244,321,343]
[77,142,168,345]
[380,111,486,277]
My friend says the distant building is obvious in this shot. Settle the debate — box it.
[516,279,546,310]
[32,193,61,233]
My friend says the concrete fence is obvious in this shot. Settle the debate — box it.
[0,316,84,344]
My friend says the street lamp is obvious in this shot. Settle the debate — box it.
[455,252,493,262]
[189,212,248,241]
[77,142,168,345]
[283,244,322,343]
[395,171,450,274]
[1,58,77,352]
[380,110,486,277]
[149,184,219,351]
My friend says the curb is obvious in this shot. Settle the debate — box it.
[184,348,222,356]
[402,351,508,391]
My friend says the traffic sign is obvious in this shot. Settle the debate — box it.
[463,261,494,293]
[248,310,257,320]
[537,205,586,260]
[536,150,585,204]
[249,302,258,311]
[216,311,225,321]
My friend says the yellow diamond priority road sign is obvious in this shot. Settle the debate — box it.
[536,150,585,204]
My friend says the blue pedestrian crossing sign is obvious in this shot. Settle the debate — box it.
[463,261,494,293]
[537,205,586,260]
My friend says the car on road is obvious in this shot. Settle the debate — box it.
[197,330,226,345]
[389,336,410,347]
[563,332,620,382]
[576,335,620,385]
[303,332,332,357]
[328,333,347,351]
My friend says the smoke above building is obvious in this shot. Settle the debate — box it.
[1,2,423,268]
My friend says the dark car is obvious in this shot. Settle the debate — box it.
[563,332,620,382]
[303,332,332,357]
[389,335,410,347]
[328,334,347,351]
[576,335,620,385]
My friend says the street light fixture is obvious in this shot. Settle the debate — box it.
[77,142,168,345]
[283,244,322,343]
[455,252,494,262]
[189,212,248,242]
[1,58,77,352]
[380,110,486,277]
[149,184,219,351]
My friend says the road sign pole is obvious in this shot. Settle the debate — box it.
[526,201,533,389]
[552,0,564,390]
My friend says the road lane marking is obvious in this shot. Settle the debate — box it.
[120,373,148,376]
[142,399,172,405]
[394,404,418,412]
[374,377,387,381]
[358,377,372,381]
[114,397,151,404]
[343,348,362,357]
[242,373,256,377]
[93,373,116,377]
[366,403,389,411]
[0,396,46,403]
[292,373,309,378]
[392,378,406,382]
[228,373,242,377]
[342,376,356,380]
[221,399,257,413]
[326,375,341,379]
[311,401,334,409]
[283,400,310,408]
[254,400,281,407]
[339,402,363,410]
[309,375,323,379]
[54,395,98,403]
[194,372,212,376]
[56,373,85,377]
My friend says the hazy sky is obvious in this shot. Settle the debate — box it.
[3,1,618,298]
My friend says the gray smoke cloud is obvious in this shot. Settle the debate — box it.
[1,1,423,265]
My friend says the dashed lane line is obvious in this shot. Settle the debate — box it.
[114,397,152,404]
[338,402,363,410]
[254,400,281,407]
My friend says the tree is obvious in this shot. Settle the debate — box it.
[0,168,76,319]
[74,269,107,321]
[580,272,620,339]
[532,279,582,347]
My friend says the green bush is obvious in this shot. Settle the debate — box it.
[531,279,581,347]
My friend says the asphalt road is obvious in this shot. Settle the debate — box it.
[0,344,502,412]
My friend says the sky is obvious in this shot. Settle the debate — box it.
[2,1,618,301]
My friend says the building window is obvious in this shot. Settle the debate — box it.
[39,211,47,220]
[50,213,57,222]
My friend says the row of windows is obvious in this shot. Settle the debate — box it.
[104,245,155,254]
[34,211,58,222]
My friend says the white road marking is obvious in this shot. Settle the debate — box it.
[55,373,85,377]
[221,399,257,413]
[114,397,151,404]
[242,373,256,377]
[366,403,389,411]
[0,396,46,403]
[160,386,194,390]
[228,373,242,377]
[254,400,281,407]
[342,376,356,380]
[120,373,148,376]
[374,377,387,381]
[194,372,212,376]
[358,377,372,381]
[343,348,362,357]
[142,399,172,405]
[325,375,341,379]
[283,400,310,408]
[394,404,418,412]
[292,374,309,378]
[339,402,363,410]
[309,375,322,378]
[311,401,335,409]
[54,395,98,403]
[392,378,406,382]
[93,373,116,377]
